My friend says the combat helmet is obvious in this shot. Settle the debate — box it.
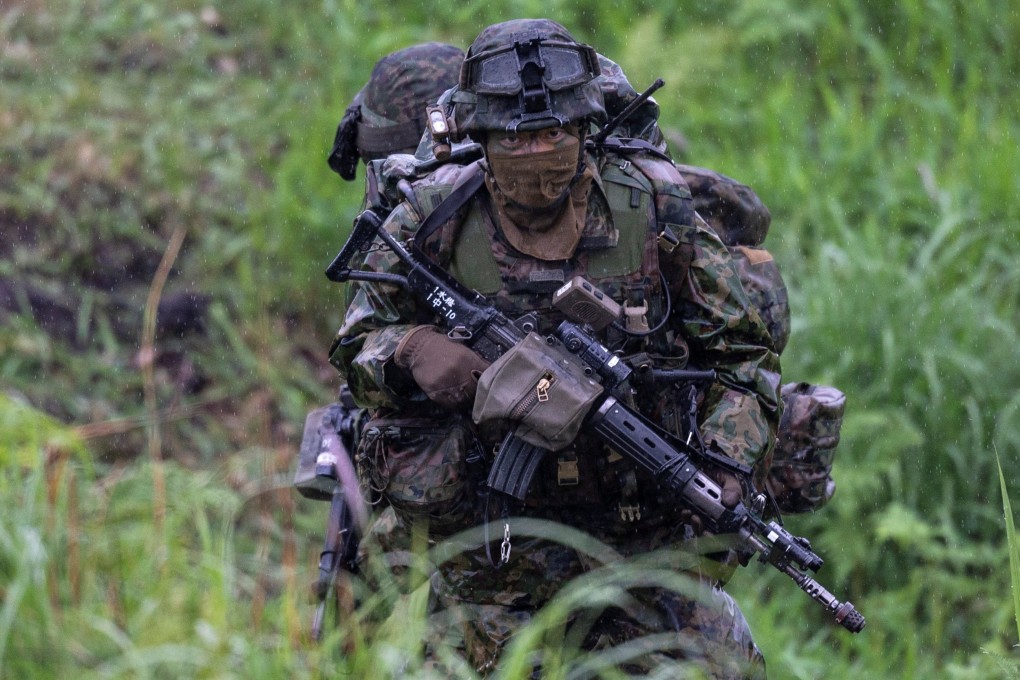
[446,19,606,141]
[328,42,465,180]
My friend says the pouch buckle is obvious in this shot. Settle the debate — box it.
[557,453,579,486]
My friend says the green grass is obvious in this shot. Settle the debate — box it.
[3,0,1020,677]
[995,449,1020,678]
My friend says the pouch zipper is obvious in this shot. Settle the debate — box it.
[509,372,555,421]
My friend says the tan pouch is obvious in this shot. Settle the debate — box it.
[472,332,604,451]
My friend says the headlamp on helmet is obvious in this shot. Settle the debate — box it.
[426,104,454,161]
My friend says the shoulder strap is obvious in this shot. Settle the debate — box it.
[595,136,673,163]
[412,164,486,249]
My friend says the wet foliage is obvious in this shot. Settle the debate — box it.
[2,0,1019,677]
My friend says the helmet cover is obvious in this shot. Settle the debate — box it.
[450,19,606,139]
[329,42,464,178]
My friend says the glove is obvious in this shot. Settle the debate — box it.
[393,325,490,409]
[714,469,745,509]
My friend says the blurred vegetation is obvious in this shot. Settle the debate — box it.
[2,0,1019,677]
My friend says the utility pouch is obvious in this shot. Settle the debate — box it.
[294,403,346,501]
[473,332,604,451]
[730,245,790,355]
[358,411,477,533]
[767,382,846,513]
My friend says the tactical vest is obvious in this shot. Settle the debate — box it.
[409,151,690,352]
[383,151,839,517]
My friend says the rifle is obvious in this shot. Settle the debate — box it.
[326,209,866,633]
[294,390,369,641]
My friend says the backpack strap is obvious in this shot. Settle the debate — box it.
[412,163,486,250]
[595,136,673,163]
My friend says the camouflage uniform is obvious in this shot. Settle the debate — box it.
[672,163,844,511]
[330,20,780,678]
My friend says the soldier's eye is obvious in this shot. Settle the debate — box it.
[496,134,524,150]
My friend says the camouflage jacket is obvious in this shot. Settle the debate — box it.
[330,147,781,493]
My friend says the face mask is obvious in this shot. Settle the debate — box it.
[486,138,580,211]
[483,136,594,260]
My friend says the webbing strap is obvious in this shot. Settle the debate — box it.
[596,136,673,163]
[355,119,426,154]
[412,164,486,249]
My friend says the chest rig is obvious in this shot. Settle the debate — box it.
[413,151,688,351]
[410,151,699,521]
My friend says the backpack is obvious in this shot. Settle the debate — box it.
[668,163,841,513]
[588,61,843,512]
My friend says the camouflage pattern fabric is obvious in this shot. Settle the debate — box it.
[357,406,481,534]
[448,19,607,140]
[767,382,845,513]
[677,165,772,248]
[329,141,779,676]
[329,42,465,180]
[670,166,847,512]
[361,43,464,127]
[578,585,766,679]
[729,245,790,355]
[430,533,764,678]
[357,42,465,158]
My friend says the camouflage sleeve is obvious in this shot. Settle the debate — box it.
[668,214,782,487]
[328,201,430,409]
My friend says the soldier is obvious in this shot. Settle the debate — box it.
[330,19,781,678]
[327,42,465,181]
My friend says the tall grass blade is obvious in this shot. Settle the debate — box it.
[997,447,1020,646]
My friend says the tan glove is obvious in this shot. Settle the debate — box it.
[393,325,490,409]
[714,469,746,509]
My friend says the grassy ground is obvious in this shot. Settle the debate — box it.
[3,0,1020,677]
